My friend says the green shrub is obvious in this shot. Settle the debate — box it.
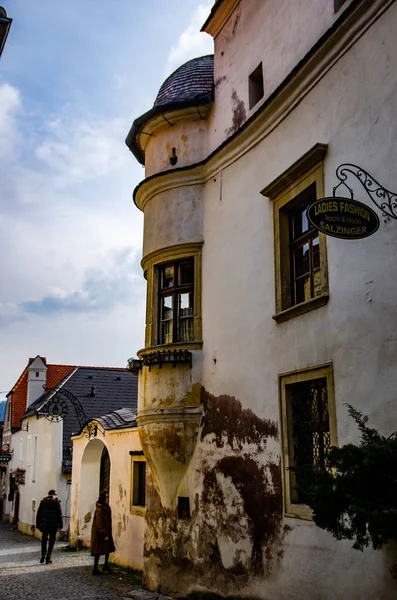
[293,405,397,551]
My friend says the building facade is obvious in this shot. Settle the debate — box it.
[126,0,397,598]
[2,357,138,544]
[70,408,146,570]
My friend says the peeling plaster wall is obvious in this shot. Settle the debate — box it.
[138,358,202,412]
[70,428,145,570]
[145,120,208,178]
[207,0,354,151]
[137,2,397,598]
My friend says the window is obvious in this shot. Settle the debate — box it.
[141,242,203,349]
[249,62,264,109]
[178,496,190,519]
[280,363,337,519]
[158,259,194,344]
[132,460,146,508]
[287,185,321,306]
[262,143,329,323]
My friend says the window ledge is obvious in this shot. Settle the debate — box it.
[130,506,146,517]
[273,293,329,324]
[285,506,313,521]
[137,341,203,356]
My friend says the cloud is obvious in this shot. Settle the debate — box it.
[35,115,130,190]
[0,83,22,159]
[164,2,213,76]
[22,247,144,316]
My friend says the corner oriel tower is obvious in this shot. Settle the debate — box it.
[126,55,214,512]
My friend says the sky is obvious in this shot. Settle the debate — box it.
[0,0,213,397]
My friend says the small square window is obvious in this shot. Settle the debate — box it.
[132,461,146,507]
[178,496,190,519]
[249,63,264,109]
[35,372,39,377]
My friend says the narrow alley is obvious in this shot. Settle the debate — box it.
[0,522,142,600]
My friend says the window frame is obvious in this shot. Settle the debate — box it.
[262,144,329,323]
[279,363,337,520]
[141,242,203,350]
[130,455,147,516]
[158,258,195,345]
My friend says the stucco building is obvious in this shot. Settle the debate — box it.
[2,356,138,547]
[125,0,397,598]
[70,408,146,570]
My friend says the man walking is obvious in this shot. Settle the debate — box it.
[36,489,63,564]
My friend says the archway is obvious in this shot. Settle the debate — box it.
[77,439,110,547]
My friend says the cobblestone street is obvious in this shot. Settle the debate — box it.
[0,522,142,600]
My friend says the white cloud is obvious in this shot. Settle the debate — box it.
[164,2,214,76]
[35,115,130,189]
[0,83,22,159]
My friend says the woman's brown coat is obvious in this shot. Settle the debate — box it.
[90,502,115,556]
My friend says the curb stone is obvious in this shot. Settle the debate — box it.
[124,590,174,600]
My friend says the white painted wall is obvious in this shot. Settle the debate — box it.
[8,415,68,538]
[70,427,145,570]
[27,357,47,407]
[133,1,397,597]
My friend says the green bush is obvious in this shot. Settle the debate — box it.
[293,405,397,551]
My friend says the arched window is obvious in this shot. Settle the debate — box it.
[99,446,110,493]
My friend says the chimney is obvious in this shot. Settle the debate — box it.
[27,356,47,407]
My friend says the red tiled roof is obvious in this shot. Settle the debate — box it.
[10,359,75,429]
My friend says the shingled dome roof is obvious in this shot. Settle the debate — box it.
[126,55,214,165]
[154,55,214,108]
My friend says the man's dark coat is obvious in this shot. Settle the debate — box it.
[36,496,63,533]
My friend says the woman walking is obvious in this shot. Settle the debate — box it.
[90,490,115,575]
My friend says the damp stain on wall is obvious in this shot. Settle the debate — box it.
[226,90,247,136]
[143,388,287,595]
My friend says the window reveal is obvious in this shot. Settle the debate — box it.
[158,259,194,344]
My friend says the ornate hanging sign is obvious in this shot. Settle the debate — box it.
[0,453,11,463]
[307,197,380,240]
[308,162,397,239]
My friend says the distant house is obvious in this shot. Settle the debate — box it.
[2,356,138,540]
[2,356,75,525]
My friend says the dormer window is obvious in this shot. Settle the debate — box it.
[249,63,264,109]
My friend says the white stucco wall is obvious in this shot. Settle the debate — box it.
[203,4,397,597]
[133,1,397,597]
[70,426,145,570]
[9,415,68,537]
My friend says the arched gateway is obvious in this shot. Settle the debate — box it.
[77,438,110,548]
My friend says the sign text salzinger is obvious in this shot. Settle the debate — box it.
[307,197,380,239]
